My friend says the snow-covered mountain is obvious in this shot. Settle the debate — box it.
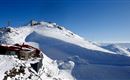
[115,43,130,50]
[100,43,130,56]
[0,21,75,80]
[1,20,130,80]
[101,44,130,56]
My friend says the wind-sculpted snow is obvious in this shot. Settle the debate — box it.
[101,44,130,56]
[26,31,130,66]
[1,21,130,80]
[26,31,130,80]
[72,64,130,80]
[0,26,75,79]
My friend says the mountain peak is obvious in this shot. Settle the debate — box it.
[27,20,57,27]
[1,20,130,80]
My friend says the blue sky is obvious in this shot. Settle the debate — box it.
[0,0,130,43]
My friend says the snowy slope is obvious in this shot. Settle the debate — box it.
[1,21,130,80]
[0,24,75,80]
[101,44,130,56]
[33,25,112,53]
[0,55,17,79]
[0,23,112,53]
[0,54,74,80]
[101,43,130,49]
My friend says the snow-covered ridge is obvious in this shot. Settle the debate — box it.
[0,21,76,80]
[1,20,130,80]
[0,20,113,53]
[101,44,130,56]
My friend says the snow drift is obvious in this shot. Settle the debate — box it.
[0,20,130,80]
